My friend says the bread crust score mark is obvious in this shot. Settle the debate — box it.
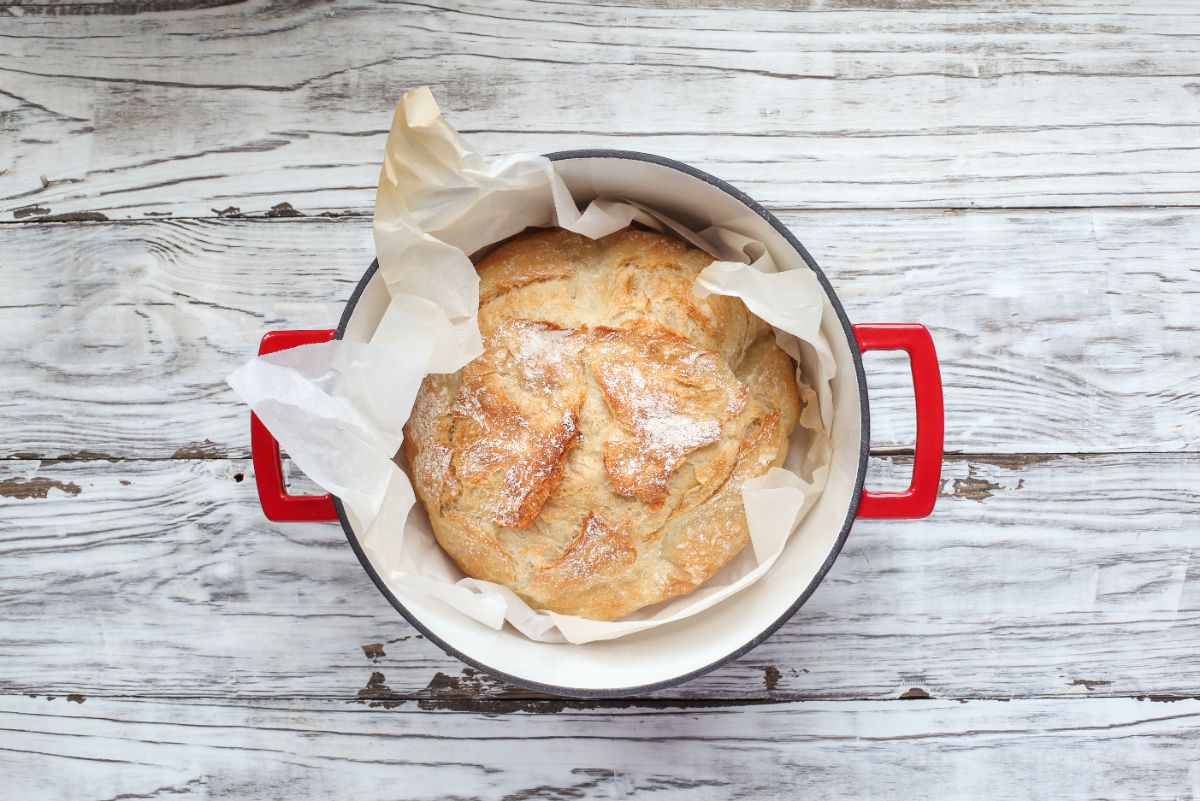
[403,227,802,620]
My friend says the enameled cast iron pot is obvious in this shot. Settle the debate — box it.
[250,151,944,697]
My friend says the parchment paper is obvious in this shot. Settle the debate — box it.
[228,86,835,644]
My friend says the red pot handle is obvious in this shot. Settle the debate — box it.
[853,324,944,519]
[251,329,339,522]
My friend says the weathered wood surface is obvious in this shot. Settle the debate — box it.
[2,453,1197,702]
[5,695,1200,801]
[4,0,1200,217]
[4,1,1200,796]
[2,208,1198,459]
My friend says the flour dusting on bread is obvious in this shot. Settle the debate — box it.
[403,227,801,620]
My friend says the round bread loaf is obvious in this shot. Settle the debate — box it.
[403,227,801,621]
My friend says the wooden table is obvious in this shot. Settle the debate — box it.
[3,2,1198,798]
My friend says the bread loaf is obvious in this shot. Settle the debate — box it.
[403,227,800,620]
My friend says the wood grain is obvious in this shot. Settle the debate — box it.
[2,209,1197,459]
[3,4,1199,794]
[4,695,1200,801]
[3,0,1200,217]
[2,453,1196,702]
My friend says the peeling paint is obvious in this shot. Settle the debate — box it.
[962,453,1061,469]
[357,671,405,709]
[172,440,223,459]
[266,201,304,218]
[0,477,82,499]
[416,670,566,714]
[26,211,109,223]
[951,472,1001,502]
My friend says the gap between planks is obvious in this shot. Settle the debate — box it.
[14,689,1200,714]
[8,204,1200,225]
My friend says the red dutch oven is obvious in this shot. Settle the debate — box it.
[250,151,944,696]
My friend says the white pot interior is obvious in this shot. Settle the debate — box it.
[339,156,865,693]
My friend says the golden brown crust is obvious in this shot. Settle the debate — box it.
[477,229,583,306]
[403,227,802,620]
[524,512,639,610]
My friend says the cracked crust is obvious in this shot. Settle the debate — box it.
[403,227,801,620]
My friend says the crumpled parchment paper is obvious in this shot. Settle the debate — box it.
[229,87,834,644]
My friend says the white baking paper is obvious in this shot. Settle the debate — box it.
[228,86,834,644]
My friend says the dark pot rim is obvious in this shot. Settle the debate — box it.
[331,149,870,698]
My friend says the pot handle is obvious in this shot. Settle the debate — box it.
[853,324,944,519]
[251,329,339,522]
